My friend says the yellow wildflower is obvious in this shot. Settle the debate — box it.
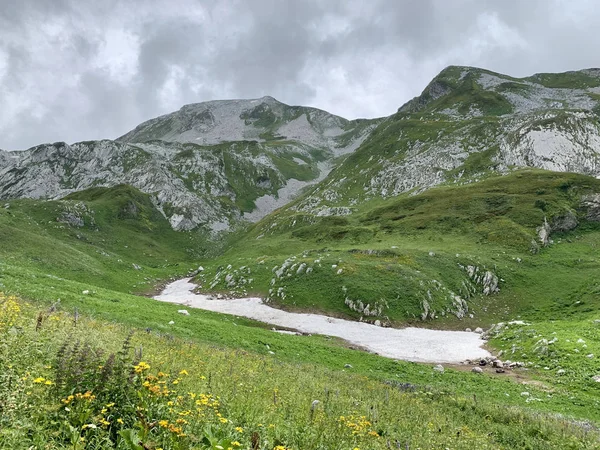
[235,427,244,433]
[179,369,188,376]
[219,417,228,424]
[33,377,45,384]
[134,361,151,373]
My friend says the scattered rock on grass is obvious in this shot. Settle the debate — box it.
[433,364,444,373]
[471,367,483,374]
[177,309,190,316]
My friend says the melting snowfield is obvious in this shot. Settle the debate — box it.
[154,278,491,364]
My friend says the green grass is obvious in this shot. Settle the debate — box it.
[194,170,600,329]
[1,170,600,448]
[0,185,209,294]
[2,292,600,449]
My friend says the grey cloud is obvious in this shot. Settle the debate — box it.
[0,0,599,150]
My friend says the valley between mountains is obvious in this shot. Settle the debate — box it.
[2,65,600,449]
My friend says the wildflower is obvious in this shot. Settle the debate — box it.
[179,369,188,376]
[268,424,275,429]
[134,362,151,373]
[167,424,182,434]
[219,417,228,424]
[106,403,115,408]
[99,418,110,427]
[158,420,169,428]
[231,442,241,448]
[44,380,54,386]
[368,430,379,437]
[33,377,45,384]
[82,424,97,429]
[117,418,124,425]
[235,427,244,433]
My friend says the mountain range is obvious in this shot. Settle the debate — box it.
[2,65,599,233]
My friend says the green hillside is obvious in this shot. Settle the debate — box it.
[0,185,209,295]
[2,66,600,449]
[194,170,600,327]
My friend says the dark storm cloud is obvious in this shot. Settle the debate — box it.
[0,0,598,150]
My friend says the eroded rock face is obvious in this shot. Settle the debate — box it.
[582,194,600,221]
[537,210,580,246]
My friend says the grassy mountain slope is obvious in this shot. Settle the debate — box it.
[292,66,600,218]
[195,170,600,327]
[0,185,208,294]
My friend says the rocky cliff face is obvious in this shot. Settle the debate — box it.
[2,67,600,231]
[0,97,379,231]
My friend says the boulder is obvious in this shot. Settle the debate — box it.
[433,364,444,373]
[492,360,503,368]
[582,194,600,221]
[471,367,483,374]
[177,309,190,316]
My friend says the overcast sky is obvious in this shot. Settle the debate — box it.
[0,0,598,150]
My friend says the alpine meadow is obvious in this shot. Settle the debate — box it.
[1,65,600,450]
